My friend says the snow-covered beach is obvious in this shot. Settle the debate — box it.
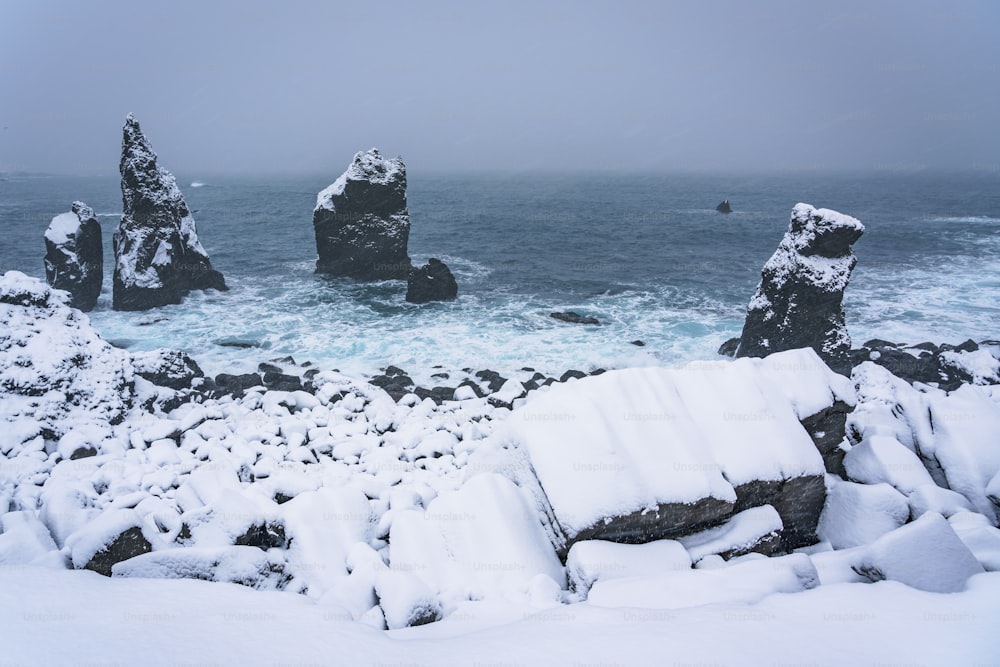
[2,264,999,664]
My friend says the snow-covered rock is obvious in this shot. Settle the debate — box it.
[849,361,1000,524]
[504,349,841,552]
[112,545,290,591]
[817,478,909,549]
[678,505,784,562]
[565,539,691,597]
[388,473,564,608]
[313,148,412,280]
[853,512,984,592]
[113,114,226,310]
[66,508,159,576]
[0,271,133,448]
[587,552,819,610]
[406,258,458,303]
[374,570,442,629]
[731,203,864,376]
[843,434,935,494]
[949,511,1000,572]
[0,511,61,566]
[43,201,103,311]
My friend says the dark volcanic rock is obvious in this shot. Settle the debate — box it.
[313,148,412,280]
[131,349,204,390]
[43,201,103,311]
[82,526,153,577]
[717,337,740,357]
[551,311,601,325]
[800,400,854,477]
[731,203,864,376]
[716,199,732,214]
[262,372,303,392]
[732,476,827,551]
[850,339,999,391]
[570,497,735,547]
[113,114,227,311]
[406,258,458,303]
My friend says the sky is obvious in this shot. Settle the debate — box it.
[1,0,998,175]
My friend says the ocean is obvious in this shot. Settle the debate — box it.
[2,170,998,384]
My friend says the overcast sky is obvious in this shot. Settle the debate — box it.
[1,0,998,174]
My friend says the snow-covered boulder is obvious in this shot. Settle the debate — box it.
[374,570,442,629]
[111,546,290,591]
[852,512,984,592]
[114,114,227,311]
[504,349,846,553]
[43,201,103,311]
[565,539,691,597]
[587,552,819,610]
[849,361,1000,524]
[817,478,909,549]
[0,271,133,448]
[0,511,61,566]
[313,148,412,280]
[388,473,564,607]
[406,258,458,303]
[730,203,864,376]
[678,505,784,562]
[66,508,158,576]
[131,348,204,390]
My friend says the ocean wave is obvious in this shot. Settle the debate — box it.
[190,181,207,188]
[928,216,1000,224]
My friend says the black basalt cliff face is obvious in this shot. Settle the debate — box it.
[44,201,103,311]
[113,114,226,311]
[313,148,412,280]
[726,203,864,376]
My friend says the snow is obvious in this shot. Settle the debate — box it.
[3,566,999,666]
[817,477,909,549]
[44,211,81,245]
[843,434,934,494]
[940,348,1000,384]
[315,148,406,212]
[112,545,288,590]
[854,512,984,592]
[565,539,691,596]
[678,505,783,562]
[587,553,819,610]
[388,473,564,609]
[504,350,835,540]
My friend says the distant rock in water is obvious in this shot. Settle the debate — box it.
[716,199,732,214]
[113,114,227,311]
[727,203,864,376]
[551,311,601,325]
[43,201,103,311]
[406,258,458,303]
[313,148,412,280]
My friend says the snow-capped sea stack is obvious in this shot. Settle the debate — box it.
[43,201,103,311]
[113,114,227,311]
[313,148,413,280]
[728,203,864,376]
[406,258,458,303]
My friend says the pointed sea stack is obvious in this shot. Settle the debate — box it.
[729,203,864,376]
[716,199,732,214]
[406,258,458,303]
[113,114,227,311]
[313,148,412,280]
[44,201,103,311]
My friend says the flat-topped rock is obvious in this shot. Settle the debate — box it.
[43,201,103,311]
[313,148,412,280]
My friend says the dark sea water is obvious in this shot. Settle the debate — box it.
[2,170,998,383]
